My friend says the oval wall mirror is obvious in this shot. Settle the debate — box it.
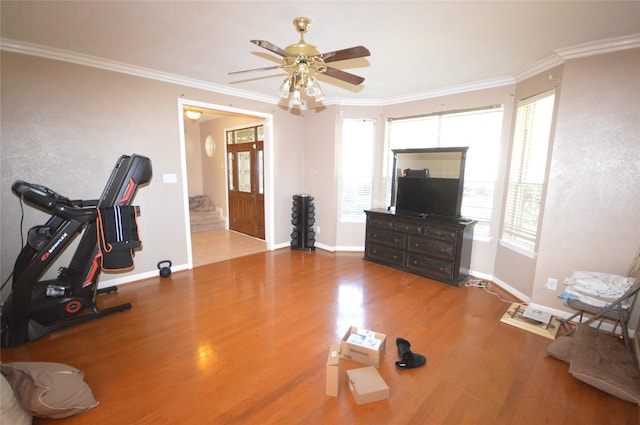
[205,135,216,157]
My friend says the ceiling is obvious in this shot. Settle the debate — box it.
[1,1,639,105]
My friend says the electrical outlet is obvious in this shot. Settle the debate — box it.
[545,278,558,290]
[315,226,321,234]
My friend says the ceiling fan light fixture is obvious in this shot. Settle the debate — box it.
[305,76,325,100]
[234,16,369,107]
[279,71,326,105]
[290,88,302,106]
[278,73,303,105]
[278,76,292,98]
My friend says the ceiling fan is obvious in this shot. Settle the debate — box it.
[229,17,371,105]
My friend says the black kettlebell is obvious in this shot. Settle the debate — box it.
[157,260,172,278]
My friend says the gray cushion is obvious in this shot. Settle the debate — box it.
[568,324,640,405]
[545,335,574,364]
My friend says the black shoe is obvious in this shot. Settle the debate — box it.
[395,337,427,369]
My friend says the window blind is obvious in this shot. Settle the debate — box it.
[339,119,376,221]
[502,89,555,252]
[386,106,504,235]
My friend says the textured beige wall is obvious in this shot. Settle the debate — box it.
[532,48,640,314]
[299,105,340,248]
[184,118,204,197]
[0,52,303,290]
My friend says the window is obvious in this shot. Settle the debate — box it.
[339,119,376,221]
[386,106,504,235]
[502,89,555,253]
[226,125,263,144]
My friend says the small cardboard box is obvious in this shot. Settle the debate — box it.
[326,344,341,397]
[341,326,386,368]
[346,366,390,405]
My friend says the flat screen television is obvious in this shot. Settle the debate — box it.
[395,177,462,218]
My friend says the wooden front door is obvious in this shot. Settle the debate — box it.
[227,139,264,239]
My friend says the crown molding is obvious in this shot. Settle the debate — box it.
[3,34,639,109]
[0,38,280,105]
[324,75,518,107]
[554,33,640,60]
[0,37,530,109]
[513,54,564,83]
[511,33,640,83]
[381,76,516,106]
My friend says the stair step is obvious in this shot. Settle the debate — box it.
[191,218,226,233]
[190,208,226,233]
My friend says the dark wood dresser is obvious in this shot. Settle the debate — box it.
[364,208,476,287]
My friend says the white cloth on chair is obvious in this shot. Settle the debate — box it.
[562,271,636,308]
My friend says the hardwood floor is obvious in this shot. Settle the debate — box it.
[2,249,638,424]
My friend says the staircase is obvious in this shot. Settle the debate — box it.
[190,207,226,233]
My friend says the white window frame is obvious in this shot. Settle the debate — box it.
[501,89,556,254]
[385,106,504,236]
[338,118,376,222]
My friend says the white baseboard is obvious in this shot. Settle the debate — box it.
[470,270,531,304]
[97,263,190,289]
[468,271,636,337]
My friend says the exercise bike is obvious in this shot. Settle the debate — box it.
[1,154,152,348]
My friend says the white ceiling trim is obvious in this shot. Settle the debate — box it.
[554,33,640,60]
[513,55,564,83]
[2,34,637,108]
[0,38,280,105]
[381,75,517,106]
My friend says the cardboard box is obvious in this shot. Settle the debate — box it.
[341,326,386,368]
[326,344,341,397]
[346,366,390,405]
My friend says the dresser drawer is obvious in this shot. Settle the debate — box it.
[394,219,423,235]
[424,225,459,242]
[407,235,456,261]
[406,254,455,281]
[367,228,406,249]
[366,243,406,266]
[368,215,394,230]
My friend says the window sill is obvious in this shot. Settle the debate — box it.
[472,233,492,243]
[499,239,537,259]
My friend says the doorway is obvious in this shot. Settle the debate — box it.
[178,99,273,268]
[227,125,265,239]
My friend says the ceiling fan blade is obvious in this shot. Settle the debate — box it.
[323,67,365,85]
[250,40,292,57]
[323,46,370,63]
[228,65,283,75]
